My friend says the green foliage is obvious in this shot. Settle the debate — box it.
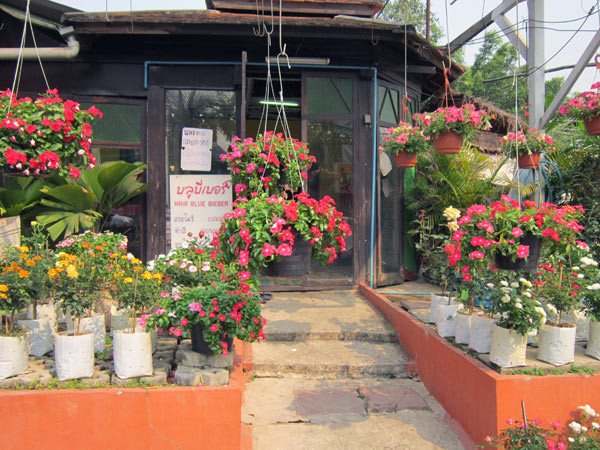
[379,0,444,43]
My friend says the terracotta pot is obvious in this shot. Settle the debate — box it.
[433,131,462,154]
[393,151,418,168]
[518,152,541,169]
[584,115,600,136]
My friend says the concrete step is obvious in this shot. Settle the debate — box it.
[265,328,399,343]
[253,340,413,379]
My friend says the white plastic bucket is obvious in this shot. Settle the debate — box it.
[437,304,461,338]
[67,314,106,353]
[0,333,29,379]
[26,303,57,331]
[537,323,576,366]
[469,314,495,354]
[113,331,153,379]
[429,294,455,324]
[455,311,472,345]
[54,333,95,381]
[489,324,527,368]
[17,317,53,356]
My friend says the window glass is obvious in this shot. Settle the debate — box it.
[306,77,352,115]
[81,103,141,143]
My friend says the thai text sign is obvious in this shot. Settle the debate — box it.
[180,127,213,171]
[169,174,232,246]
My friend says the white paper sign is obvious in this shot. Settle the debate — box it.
[180,127,213,171]
[169,174,232,247]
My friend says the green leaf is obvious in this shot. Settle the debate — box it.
[40,185,96,211]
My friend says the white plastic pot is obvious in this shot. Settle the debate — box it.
[563,309,589,342]
[469,314,495,354]
[26,303,57,331]
[537,323,576,366]
[0,333,29,379]
[113,330,153,379]
[586,320,600,360]
[455,311,472,345]
[54,332,94,381]
[135,322,158,353]
[437,304,462,338]
[489,324,527,368]
[429,294,455,324]
[110,309,130,336]
[17,317,53,356]
[67,314,106,353]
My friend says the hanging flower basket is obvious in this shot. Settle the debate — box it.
[393,150,418,168]
[432,130,463,154]
[584,115,600,136]
[517,152,541,169]
[494,232,542,271]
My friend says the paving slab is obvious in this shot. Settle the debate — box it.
[296,388,365,416]
[359,385,431,413]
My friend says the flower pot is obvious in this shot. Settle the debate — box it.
[437,304,462,338]
[494,232,542,271]
[433,131,462,154]
[190,322,233,355]
[537,323,576,366]
[469,314,495,354]
[110,308,130,336]
[393,151,418,168]
[563,309,589,342]
[262,236,312,277]
[54,332,94,381]
[113,330,153,379]
[429,294,455,324]
[489,324,527,368]
[135,320,158,354]
[517,152,541,169]
[26,302,57,331]
[584,115,600,136]
[0,333,29,379]
[17,317,53,356]
[455,311,473,345]
[67,313,106,353]
[585,320,600,360]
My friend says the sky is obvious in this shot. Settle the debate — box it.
[54,0,600,94]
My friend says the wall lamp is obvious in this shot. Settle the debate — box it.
[265,57,330,66]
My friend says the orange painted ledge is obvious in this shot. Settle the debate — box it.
[0,339,253,450]
[360,282,600,446]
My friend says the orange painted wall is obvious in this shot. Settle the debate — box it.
[0,339,253,450]
[360,283,600,446]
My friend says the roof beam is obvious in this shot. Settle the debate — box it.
[493,14,527,59]
[540,28,600,129]
[449,0,525,54]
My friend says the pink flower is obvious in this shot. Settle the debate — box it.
[468,251,485,259]
[476,220,494,233]
[462,273,472,282]
[238,250,249,266]
[261,243,277,257]
[210,324,218,332]
[516,245,529,259]
[277,243,293,256]
[173,328,183,337]
[180,318,188,326]
[238,271,251,280]
[511,227,524,237]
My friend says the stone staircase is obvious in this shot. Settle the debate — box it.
[243,290,466,450]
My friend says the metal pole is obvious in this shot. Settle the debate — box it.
[426,0,431,41]
[527,0,545,129]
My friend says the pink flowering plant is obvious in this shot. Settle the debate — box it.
[0,89,102,178]
[444,197,586,285]
[501,129,556,156]
[413,104,491,140]
[221,131,316,198]
[478,417,563,449]
[150,231,246,290]
[215,192,352,275]
[558,82,600,121]
[143,283,265,355]
[379,121,430,155]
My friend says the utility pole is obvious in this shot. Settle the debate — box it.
[426,0,431,41]
[527,0,545,129]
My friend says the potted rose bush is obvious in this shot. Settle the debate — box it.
[144,283,265,355]
[558,81,600,135]
[221,131,316,198]
[215,192,352,277]
[0,89,102,178]
[500,129,555,169]
[379,121,430,168]
[413,104,491,154]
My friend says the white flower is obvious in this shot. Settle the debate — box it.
[181,241,189,249]
[78,149,85,155]
[501,295,511,303]
[201,263,211,272]
[523,291,532,298]
[158,254,166,259]
[581,256,598,267]
[577,274,585,279]
[519,278,533,288]
[569,421,582,433]
[568,437,575,443]
[443,206,461,222]
[502,312,509,319]
[587,284,600,291]
[592,422,599,429]
[579,404,597,417]
[126,252,134,261]
[547,304,558,315]
[510,282,519,288]
[179,262,187,269]
[486,283,495,289]
[188,265,198,273]
[447,221,459,231]
[500,280,509,287]
[515,302,523,309]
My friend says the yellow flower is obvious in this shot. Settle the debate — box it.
[141,271,152,280]
[0,293,7,299]
[18,246,29,253]
[48,268,58,279]
[18,269,30,278]
[133,266,144,273]
[152,273,163,280]
[19,253,28,259]
[25,260,35,267]
[0,284,8,292]
[123,277,134,283]
[66,265,78,279]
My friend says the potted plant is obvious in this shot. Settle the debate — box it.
[0,88,102,178]
[581,253,600,359]
[111,254,163,379]
[379,122,430,168]
[221,131,316,198]
[216,192,352,277]
[489,275,546,367]
[413,104,491,154]
[500,129,555,169]
[48,251,95,380]
[558,81,600,135]
[0,248,30,379]
[533,256,585,366]
[144,282,265,355]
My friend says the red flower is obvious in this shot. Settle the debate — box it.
[210,324,218,332]
[277,243,293,256]
[462,273,472,282]
[68,166,80,178]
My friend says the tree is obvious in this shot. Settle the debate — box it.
[380,0,445,44]
[452,32,564,117]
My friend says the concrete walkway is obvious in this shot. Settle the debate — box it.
[243,290,467,450]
